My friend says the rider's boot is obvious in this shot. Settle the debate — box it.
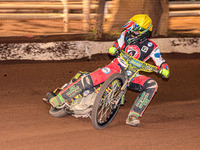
[126,111,140,127]
[49,95,66,108]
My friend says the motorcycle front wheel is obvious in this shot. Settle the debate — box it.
[91,73,125,129]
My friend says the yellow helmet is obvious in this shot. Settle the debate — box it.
[123,14,153,44]
[123,14,153,33]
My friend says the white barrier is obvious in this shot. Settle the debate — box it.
[0,38,199,61]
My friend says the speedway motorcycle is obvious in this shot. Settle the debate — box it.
[43,50,166,129]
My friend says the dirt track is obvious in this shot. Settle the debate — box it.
[0,53,200,150]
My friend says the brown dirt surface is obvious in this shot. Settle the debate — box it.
[0,53,200,150]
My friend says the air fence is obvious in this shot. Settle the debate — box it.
[0,38,199,61]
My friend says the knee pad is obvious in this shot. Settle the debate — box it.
[80,74,94,90]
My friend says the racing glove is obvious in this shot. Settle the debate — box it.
[159,68,169,78]
[159,63,170,78]
[108,46,118,56]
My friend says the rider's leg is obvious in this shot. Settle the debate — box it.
[49,61,121,107]
[126,75,158,127]
[90,61,121,86]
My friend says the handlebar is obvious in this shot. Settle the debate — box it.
[119,50,159,73]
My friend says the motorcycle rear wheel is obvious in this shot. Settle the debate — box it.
[49,106,69,118]
[91,73,125,129]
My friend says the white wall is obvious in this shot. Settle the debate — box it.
[0,38,199,60]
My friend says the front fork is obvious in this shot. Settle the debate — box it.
[115,69,132,107]
[111,76,128,108]
[110,88,127,109]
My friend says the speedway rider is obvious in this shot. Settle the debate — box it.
[49,14,170,127]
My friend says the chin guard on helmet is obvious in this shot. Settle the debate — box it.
[126,30,152,44]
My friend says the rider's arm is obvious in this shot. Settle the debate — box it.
[150,47,170,78]
[108,30,127,56]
